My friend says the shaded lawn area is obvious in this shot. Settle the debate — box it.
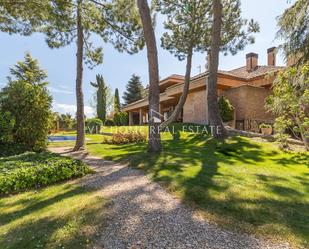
[73,127,309,247]
[0,182,107,249]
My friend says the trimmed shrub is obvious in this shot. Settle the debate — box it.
[0,143,28,157]
[85,118,103,134]
[0,111,15,143]
[218,96,234,122]
[103,131,146,144]
[113,112,129,126]
[0,152,92,195]
[259,123,272,129]
[104,118,114,126]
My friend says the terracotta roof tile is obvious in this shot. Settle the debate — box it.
[191,65,285,81]
[228,66,285,79]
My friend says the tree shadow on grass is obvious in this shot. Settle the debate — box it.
[0,183,106,249]
[103,134,309,246]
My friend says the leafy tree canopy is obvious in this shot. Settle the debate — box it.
[43,0,145,68]
[266,64,309,150]
[277,0,309,64]
[156,0,259,60]
[0,0,48,35]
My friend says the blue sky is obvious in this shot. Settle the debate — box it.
[0,0,293,117]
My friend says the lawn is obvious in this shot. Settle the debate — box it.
[0,182,107,249]
[50,124,309,247]
[0,144,105,249]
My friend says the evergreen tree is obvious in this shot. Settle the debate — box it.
[91,74,107,123]
[0,1,48,35]
[277,0,309,64]
[207,0,259,138]
[137,0,162,152]
[0,53,52,150]
[114,88,121,113]
[41,0,144,150]
[156,0,259,133]
[123,74,144,104]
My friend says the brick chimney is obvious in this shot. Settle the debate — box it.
[267,47,276,66]
[246,53,258,72]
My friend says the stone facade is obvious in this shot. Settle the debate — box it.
[183,90,208,124]
[123,48,285,130]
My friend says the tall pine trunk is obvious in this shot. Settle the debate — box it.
[160,46,193,129]
[137,0,161,153]
[207,0,226,138]
[73,0,85,151]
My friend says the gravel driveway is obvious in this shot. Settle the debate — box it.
[50,147,291,249]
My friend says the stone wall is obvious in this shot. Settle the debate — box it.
[183,90,208,124]
[221,85,273,121]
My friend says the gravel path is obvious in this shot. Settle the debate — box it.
[50,147,291,249]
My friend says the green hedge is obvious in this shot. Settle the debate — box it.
[113,112,128,126]
[85,118,103,134]
[218,96,234,122]
[0,152,92,195]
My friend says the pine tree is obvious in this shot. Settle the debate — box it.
[206,0,259,138]
[156,0,259,133]
[277,0,309,64]
[0,1,48,35]
[114,88,121,113]
[137,0,162,153]
[41,0,144,150]
[91,74,107,123]
[123,74,144,104]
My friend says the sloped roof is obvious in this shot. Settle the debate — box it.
[228,66,285,79]
[191,65,285,81]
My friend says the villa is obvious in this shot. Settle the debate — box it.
[123,47,285,132]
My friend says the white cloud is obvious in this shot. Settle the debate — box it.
[48,86,74,94]
[53,102,95,117]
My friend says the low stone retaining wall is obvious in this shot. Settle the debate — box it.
[226,127,304,146]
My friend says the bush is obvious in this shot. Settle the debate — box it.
[259,123,272,129]
[104,118,114,126]
[85,118,103,134]
[0,143,28,157]
[103,131,146,144]
[113,112,129,126]
[0,111,15,143]
[218,96,234,122]
[0,151,92,195]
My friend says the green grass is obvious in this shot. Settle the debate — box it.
[49,125,309,247]
[0,181,107,249]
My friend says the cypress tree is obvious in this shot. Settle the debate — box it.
[123,74,144,105]
[114,88,121,113]
[91,74,107,123]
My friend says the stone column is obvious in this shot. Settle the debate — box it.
[139,108,143,125]
[129,112,133,126]
[159,104,163,121]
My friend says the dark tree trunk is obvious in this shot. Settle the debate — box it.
[73,0,85,151]
[207,0,226,138]
[160,46,193,129]
[137,0,161,153]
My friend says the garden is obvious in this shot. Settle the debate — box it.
[48,124,309,247]
[0,0,308,248]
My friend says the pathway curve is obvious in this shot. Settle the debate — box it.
[50,147,291,249]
